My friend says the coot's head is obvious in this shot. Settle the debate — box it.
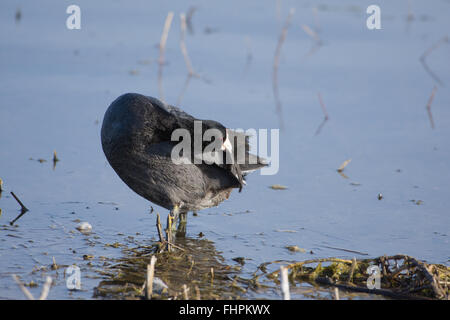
[201,120,232,153]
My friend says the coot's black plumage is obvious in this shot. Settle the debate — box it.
[101,93,266,220]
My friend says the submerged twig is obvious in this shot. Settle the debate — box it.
[419,36,449,86]
[273,8,295,130]
[186,6,197,34]
[425,86,437,129]
[315,92,329,135]
[405,0,414,33]
[158,12,174,102]
[301,24,322,58]
[243,36,253,75]
[52,150,59,170]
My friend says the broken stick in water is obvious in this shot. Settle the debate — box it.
[10,191,29,225]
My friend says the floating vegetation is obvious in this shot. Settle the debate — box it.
[256,255,449,300]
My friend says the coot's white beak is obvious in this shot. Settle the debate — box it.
[220,131,233,153]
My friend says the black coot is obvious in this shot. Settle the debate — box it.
[101,93,267,223]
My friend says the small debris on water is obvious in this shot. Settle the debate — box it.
[76,221,92,233]
[275,229,297,233]
[286,245,306,253]
[232,257,246,265]
[378,193,383,200]
[337,159,351,172]
[270,184,287,190]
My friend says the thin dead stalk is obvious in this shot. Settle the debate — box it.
[156,213,165,244]
[179,13,197,77]
[420,35,449,86]
[177,12,200,105]
[273,8,295,130]
[315,92,329,135]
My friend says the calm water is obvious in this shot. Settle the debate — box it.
[0,0,449,299]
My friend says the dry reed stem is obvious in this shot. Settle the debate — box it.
[146,255,157,299]
[280,266,290,300]
[39,276,52,300]
[182,284,189,300]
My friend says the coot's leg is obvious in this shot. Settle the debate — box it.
[176,211,188,238]
[169,204,180,230]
